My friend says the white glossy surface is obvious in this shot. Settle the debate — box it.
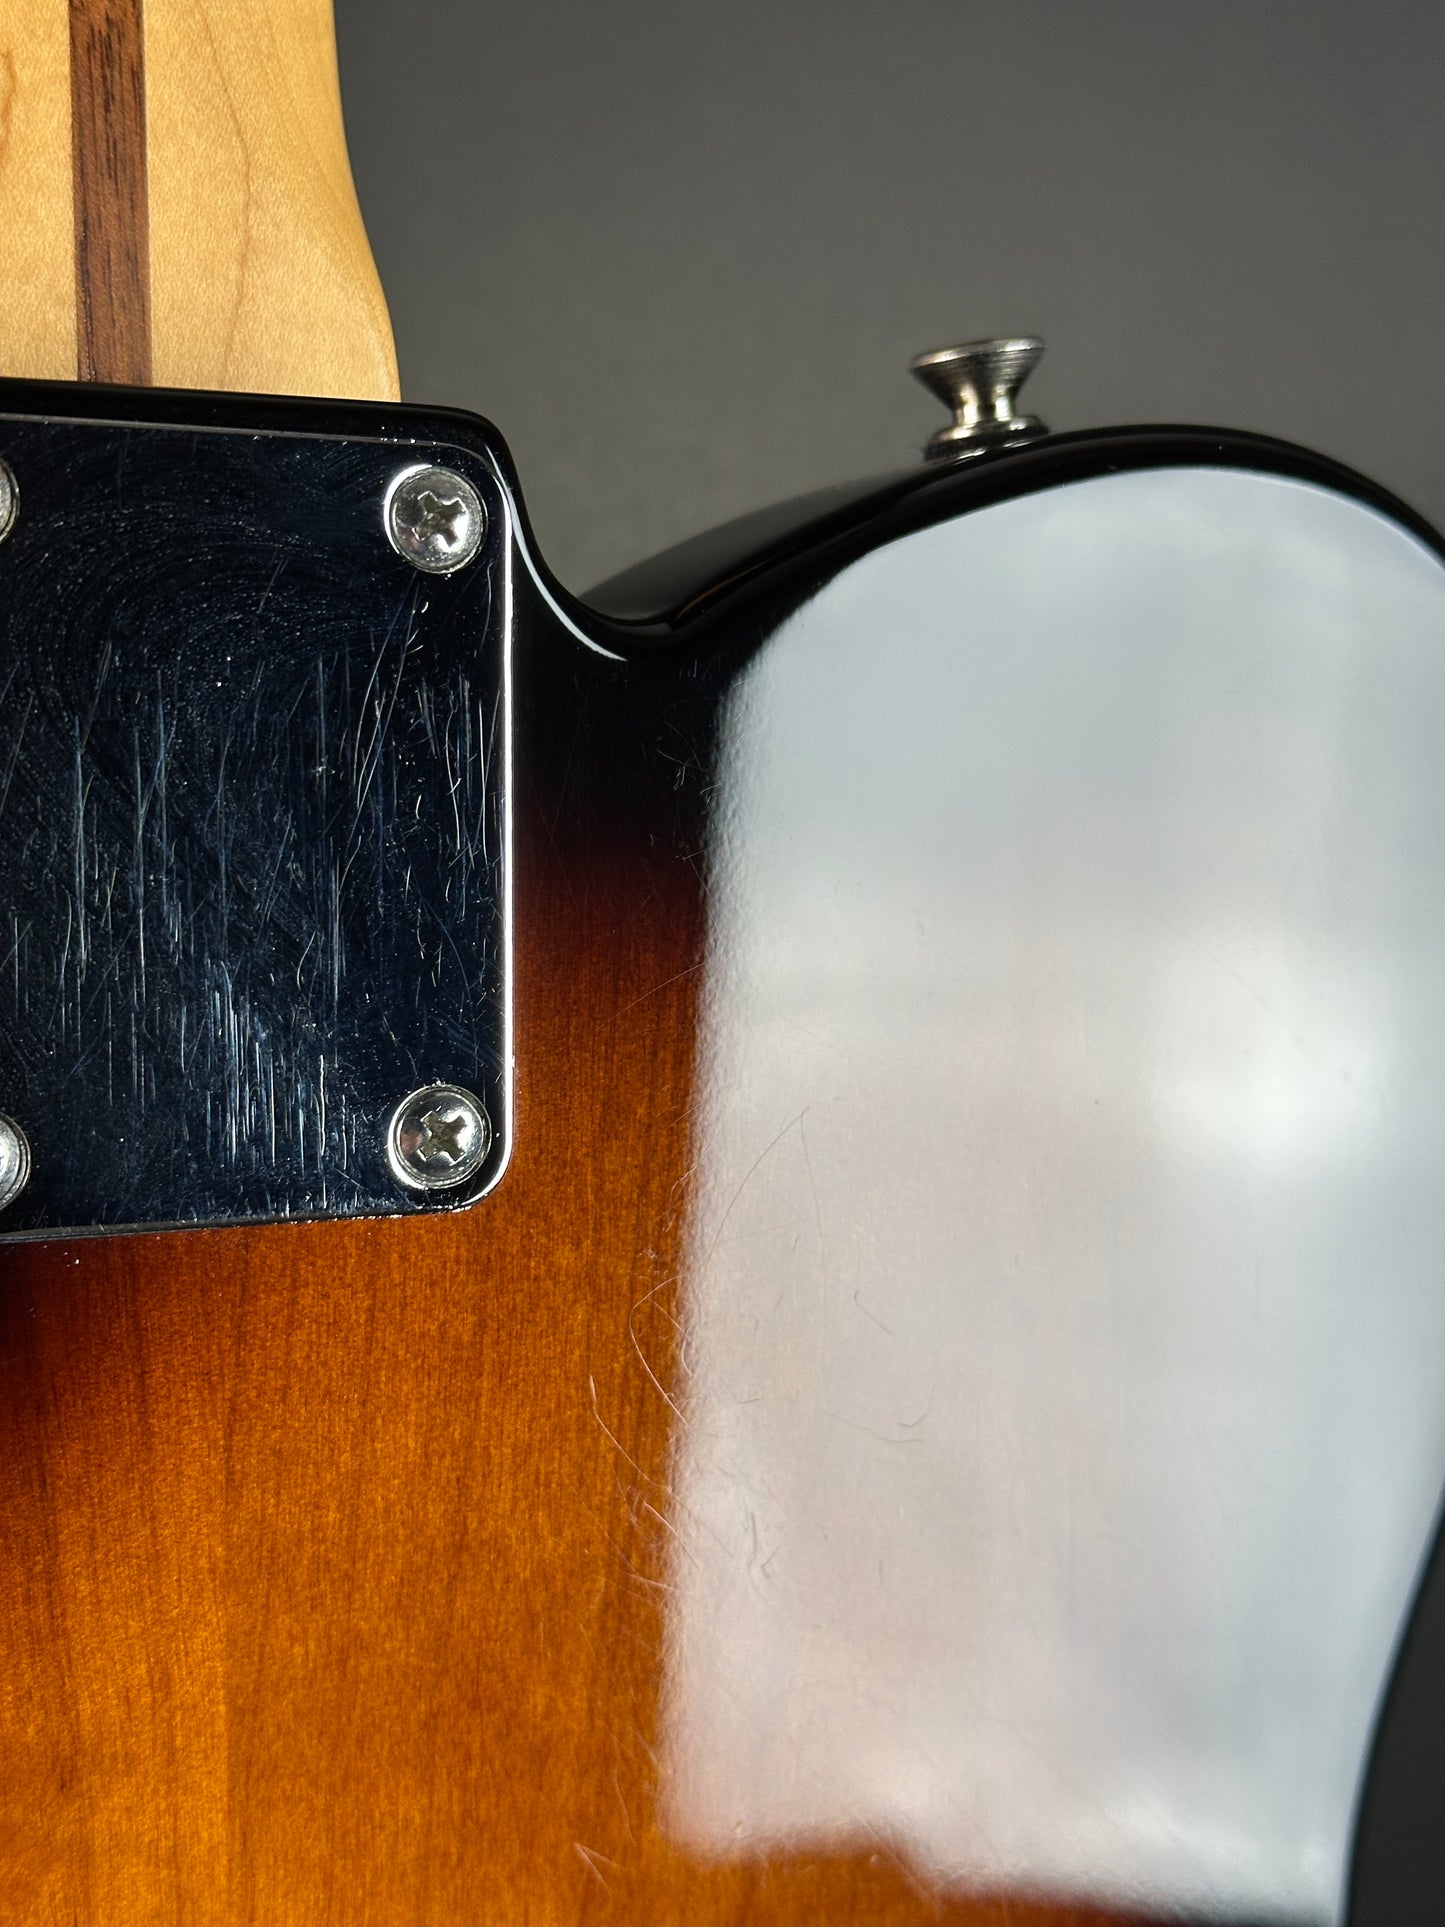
[665,469,1445,1923]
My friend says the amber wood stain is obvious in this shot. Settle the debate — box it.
[0,777,1155,1924]
[0,4,1157,1919]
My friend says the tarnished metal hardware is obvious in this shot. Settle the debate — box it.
[385,464,486,574]
[0,396,512,1238]
[0,456,16,543]
[910,336,1048,460]
[387,1085,492,1194]
[0,1115,29,1211]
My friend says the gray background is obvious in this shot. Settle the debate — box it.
[336,5,1445,1916]
[337,0,1445,595]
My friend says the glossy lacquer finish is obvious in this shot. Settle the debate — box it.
[668,468,1445,1925]
[1,399,1442,1926]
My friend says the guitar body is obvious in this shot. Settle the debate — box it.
[0,8,1440,1925]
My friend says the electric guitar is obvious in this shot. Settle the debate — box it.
[0,6,1438,1923]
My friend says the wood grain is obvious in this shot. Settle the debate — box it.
[0,0,396,397]
[145,0,397,398]
[69,0,150,383]
[0,7,78,380]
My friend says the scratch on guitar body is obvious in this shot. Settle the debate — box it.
[574,1843,622,1891]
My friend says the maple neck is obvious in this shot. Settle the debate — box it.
[0,0,398,398]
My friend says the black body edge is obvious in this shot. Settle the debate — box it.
[0,375,1442,658]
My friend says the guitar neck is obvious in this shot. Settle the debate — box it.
[0,0,398,396]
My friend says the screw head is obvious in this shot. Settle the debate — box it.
[0,1114,30,1212]
[0,457,18,544]
[387,1084,492,1194]
[385,465,485,574]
